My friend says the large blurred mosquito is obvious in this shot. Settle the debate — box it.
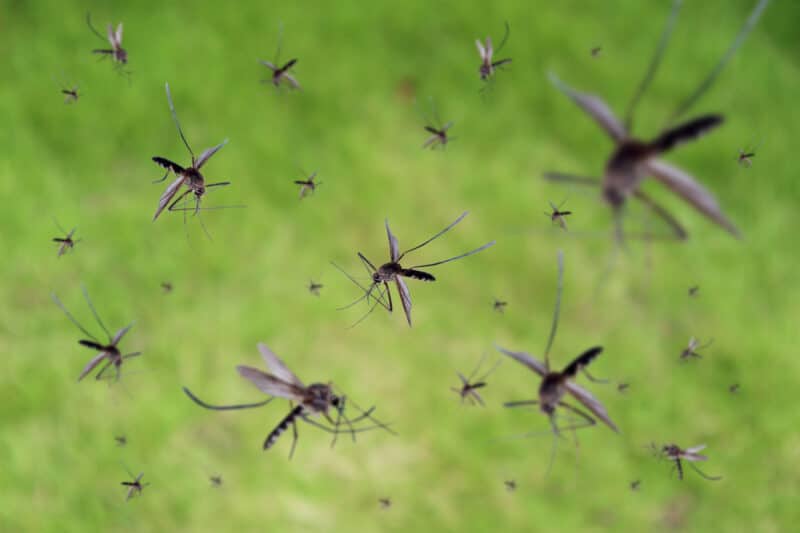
[120,466,149,501]
[546,200,572,231]
[419,98,454,150]
[52,219,80,257]
[259,26,300,90]
[476,22,511,82]
[333,211,495,327]
[183,343,392,458]
[497,251,618,473]
[294,171,320,199]
[152,83,239,236]
[544,0,770,241]
[680,337,712,361]
[86,13,128,66]
[52,286,140,382]
[656,443,722,481]
[451,353,501,406]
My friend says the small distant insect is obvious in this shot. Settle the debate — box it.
[729,383,740,394]
[59,80,80,104]
[184,343,393,458]
[152,83,239,238]
[498,251,618,474]
[86,13,128,66]
[546,200,572,231]
[591,46,602,57]
[161,282,173,294]
[493,299,508,313]
[114,435,127,447]
[451,353,501,406]
[333,212,495,327]
[736,140,761,167]
[308,280,323,296]
[688,285,700,297]
[476,22,512,82]
[294,171,321,199]
[630,479,641,491]
[378,497,392,509]
[504,479,517,492]
[617,382,630,393]
[120,465,149,501]
[656,443,722,481]
[210,475,223,487]
[544,0,770,241]
[420,98,454,150]
[52,286,141,382]
[52,219,80,257]
[259,25,300,90]
[680,337,713,361]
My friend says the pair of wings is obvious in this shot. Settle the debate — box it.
[475,38,493,62]
[496,345,619,433]
[675,444,709,462]
[236,343,307,402]
[107,23,123,48]
[548,74,739,237]
[385,220,414,326]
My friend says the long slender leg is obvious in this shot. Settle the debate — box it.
[51,292,99,342]
[288,418,299,460]
[81,285,111,341]
[687,462,722,481]
[182,386,273,410]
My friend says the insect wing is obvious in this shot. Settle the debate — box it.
[256,343,304,387]
[195,140,228,169]
[396,277,413,326]
[111,323,134,345]
[236,365,304,401]
[153,176,185,221]
[548,73,627,142]
[385,219,400,261]
[78,351,107,381]
[564,381,619,432]
[495,346,547,378]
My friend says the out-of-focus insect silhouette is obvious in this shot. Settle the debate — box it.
[52,286,140,382]
[497,251,617,474]
[688,285,700,297]
[546,200,572,231]
[161,282,173,294]
[617,382,630,394]
[114,435,127,447]
[655,443,722,481]
[333,212,495,327]
[630,479,641,491]
[476,22,512,82]
[86,13,128,66]
[591,46,602,58]
[308,280,323,296]
[451,353,501,406]
[53,219,80,257]
[504,479,517,492]
[493,298,508,313]
[120,465,149,501]
[680,337,712,361]
[210,475,223,487]
[259,25,300,90]
[544,0,770,242]
[294,171,321,199]
[378,498,392,509]
[729,383,740,394]
[736,139,761,167]
[184,343,392,458]
[419,98,454,150]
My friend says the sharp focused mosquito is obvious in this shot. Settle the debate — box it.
[152,83,241,238]
[544,0,770,241]
[476,22,512,82]
[52,286,141,382]
[308,280,323,296]
[451,353,501,406]
[294,171,321,199]
[333,212,495,327]
[120,465,149,501]
[497,251,618,474]
[656,443,722,481]
[259,25,300,90]
[52,219,80,257]
[680,337,712,361]
[546,200,572,231]
[86,13,128,66]
[493,298,508,313]
[183,343,393,458]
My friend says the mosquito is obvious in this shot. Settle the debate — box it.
[294,171,321,199]
[210,475,223,487]
[152,83,239,237]
[259,25,300,90]
[60,82,79,103]
[544,0,770,241]
[52,219,80,257]
[333,212,495,327]
[497,251,618,474]
[617,382,630,394]
[630,479,641,491]
[161,282,173,294]
[378,498,392,509]
[86,13,127,66]
[591,46,602,58]
[493,298,508,313]
[308,280,323,296]
[476,22,512,82]
[729,383,740,394]
[419,98,454,150]
[184,343,393,458]
[680,337,712,361]
[657,443,722,481]
[504,479,517,492]
[52,286,140,382]
[115,435,127,447]
[121,466,149,501]
[451,353,501,406]
[546,200,572,231]
[688,285,700,297]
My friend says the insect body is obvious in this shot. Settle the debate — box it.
[86,13,127,65]
[476,22,512,81]
[659,443,722,481]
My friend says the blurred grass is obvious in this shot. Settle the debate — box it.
[1,0,798,531]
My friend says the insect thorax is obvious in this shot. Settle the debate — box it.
[376,262,402,282]
[304,383,336,413]
[538,374,565,413]
[604,141,650,207]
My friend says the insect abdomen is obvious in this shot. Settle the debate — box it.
[263,405,304,450]
[402,269,435,281]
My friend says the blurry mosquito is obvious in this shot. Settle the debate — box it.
[680,337,712,361]
[259,25,300,90]
[736,140,761,167]
[114,435,127,447]
[378,498,392,509]
[493,298,508,313]
[183,343,393,458]
[120,465,149,501]
[544,0,770,241]
[451,353,501,406]
[86,13,128,66]
[333,211,495,327]
[52,286,140,382]
[504,479,517,492]
[688,285,700,297]
[476,22,512,82]
[497,251,618,474]
[729,383,740,394]
[56,75,80,103]
[546,200,572,231]
[308,280,323,296]
[419,98,454,150]
[161,282,173,294]
[656,443,722,481]
[591,46,602,58]
[630,479,641,491]
[52,219,80,257]
[152,83,240,237]
[209,475,223,487]
[617,382,630,394]
[294,171,321,199]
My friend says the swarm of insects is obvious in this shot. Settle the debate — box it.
[333,212,495,327]
[86,13,128,66]
[52,219,80,257]
[544,0,770,241]
[655,443,722,481]
[451,353,501,406]
[476,22,512,82]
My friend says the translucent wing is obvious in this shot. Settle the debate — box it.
[259,60,277,71]
[256,343,304,387]
[485,36,493,61]
[115,23,123,46]
[495,346,547,378]
[548,72,627,142]
[645,159,740,236]
[111,323,134,345]
[396,277,413,326]
[153,176,185,221]
[236,365,304,400]
[195,140,228,169]
[106,23,115,46]
[564,381,619,432]
[385,219,400,261]
[78,352,107,381]
[475,39,486,59]
[284,73,301,90]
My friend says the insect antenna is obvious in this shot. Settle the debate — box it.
[52,291,101,343]
[543,250,565,371]
[397,211,469,260]
[408,241,495,269]
[687,461,722,481]
[273,22,284,66]
[165,83,195,162]
[182,386,273,410]
[494,21,511,55]
[85,12,107,43]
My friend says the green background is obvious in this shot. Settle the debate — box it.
[1,0,798,531]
